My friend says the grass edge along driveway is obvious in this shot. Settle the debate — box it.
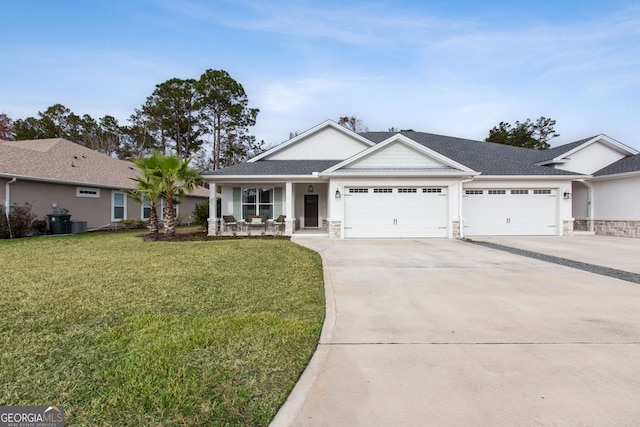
[0,231,325,426]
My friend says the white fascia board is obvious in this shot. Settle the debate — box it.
[248,120,375,162]
[587,170,640,181]
[203,174,325,182]
[323,134,476,173]
[553,135,638,162]
[0,173,135,190]
[474,174,588,180]
[321,170,478,178]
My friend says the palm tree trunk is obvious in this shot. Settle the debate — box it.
[148,201,159,237]
[164,197,175,237]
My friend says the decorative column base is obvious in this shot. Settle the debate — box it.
[207,219,218,236]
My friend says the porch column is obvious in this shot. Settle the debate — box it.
[285,181,294,235]
[207,182,218,235]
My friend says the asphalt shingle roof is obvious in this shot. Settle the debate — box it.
[0,138,209,196]
[203,131,591,177]
[361,131,580,176]
[203,160,342,176]
[594,154,640,176]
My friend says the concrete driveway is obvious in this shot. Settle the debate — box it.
[272,236,640,427]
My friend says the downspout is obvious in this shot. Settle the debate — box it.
[577,179,594,232]
[5,177,17,238]
[458,176,476,239]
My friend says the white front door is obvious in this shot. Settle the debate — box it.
[463,189,557,236]
[344,187,448,238]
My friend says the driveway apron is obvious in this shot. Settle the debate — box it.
[272,237,640,427]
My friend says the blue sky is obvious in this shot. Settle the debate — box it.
[2,0,639,150]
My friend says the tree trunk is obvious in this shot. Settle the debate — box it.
[164,196,175,237]
[148,201,159,237]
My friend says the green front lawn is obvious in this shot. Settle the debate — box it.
[0,232,325,426]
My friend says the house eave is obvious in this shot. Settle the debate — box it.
[319,170,479,178]
[474,174,588,180]
[202,174,328,182]
[0,173,136,190]
[588,171,640,181]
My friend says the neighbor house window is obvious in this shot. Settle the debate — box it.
[76,187,100,198]
[142,196,151,220]
[242,188,273,219]
[112,191,126,221]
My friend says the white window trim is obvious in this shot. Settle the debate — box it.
[141,196,151,221]
[112,191,127,221]
[241,187,274,220]
[76,187,101,198]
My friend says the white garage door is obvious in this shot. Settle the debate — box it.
[344,187,448,238]
[463,189,557,236]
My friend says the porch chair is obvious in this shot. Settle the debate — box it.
[222,215,238,232]
[272,215,286,233]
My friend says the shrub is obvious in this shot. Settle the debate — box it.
[193,201,209,231]
[0,203,37,238]
[120,219,146,230]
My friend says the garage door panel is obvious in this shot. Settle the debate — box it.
[344,188,448,238]
[463,189,557,236]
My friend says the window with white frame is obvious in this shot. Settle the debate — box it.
[142,196,151,220]
[76,187,100,198]
[112,191,126,221]
[242,188,273,219]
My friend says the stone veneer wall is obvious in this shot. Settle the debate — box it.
[563,220,574,236]
[592,220,640,238]
[451,220,460,239]
[328,220,341,239]
[572,219,639,238]
[573,219,589,232]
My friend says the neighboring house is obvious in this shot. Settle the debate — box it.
[202,120,640,239]
[0,138,208,231]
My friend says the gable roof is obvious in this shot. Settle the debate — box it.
[0,138,208,196]
[593,154,640,177]
[250,120,374,162]
[324,134,476,175]
[535,135,639,166]
[360,131,579,176]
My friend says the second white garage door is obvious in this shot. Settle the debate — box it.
[344,187,448,238]
[463,189,558,236]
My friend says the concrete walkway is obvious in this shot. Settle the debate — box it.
[272,236,640,427]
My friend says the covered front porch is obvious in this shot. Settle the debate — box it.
[206,180,335,236]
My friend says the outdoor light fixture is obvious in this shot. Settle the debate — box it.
[335,189,341,198]
[563,190,572,199]
[308,185,314,193]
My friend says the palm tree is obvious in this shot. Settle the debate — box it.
[151,152,202,237]
[128,152,163,239]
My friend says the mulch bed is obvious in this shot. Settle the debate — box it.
[145,231,291,242]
